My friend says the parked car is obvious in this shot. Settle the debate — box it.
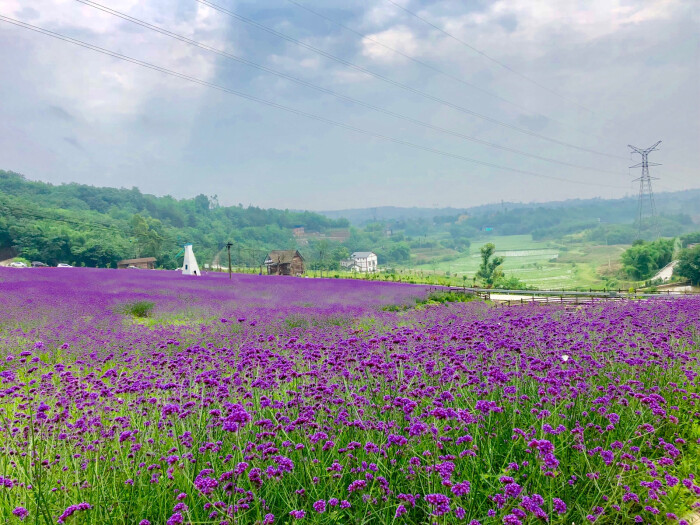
[127,265,140,269]
[31,261,48,267]
[56,263,73,268]
[9,261,28,268]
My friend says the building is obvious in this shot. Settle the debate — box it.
[264,250,305,276]
[343,251,378,272]
[117,257,156,269]
[181,244,201,276]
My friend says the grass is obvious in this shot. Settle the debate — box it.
[407,235,638,290]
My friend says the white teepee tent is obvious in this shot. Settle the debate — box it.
[181,244,201,276]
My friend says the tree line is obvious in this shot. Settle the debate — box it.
[0,171,411,269]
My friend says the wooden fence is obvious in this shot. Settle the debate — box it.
[430,286,698,307]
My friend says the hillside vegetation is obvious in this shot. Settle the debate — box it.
[0,170,412,269]
[2,170,698,289]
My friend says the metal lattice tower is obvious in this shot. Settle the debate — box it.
[628,141,661,239]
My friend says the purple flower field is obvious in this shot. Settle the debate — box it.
[0,267,699,525]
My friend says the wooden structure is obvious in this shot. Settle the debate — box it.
[264,250,305,276]
[117,257,156,269]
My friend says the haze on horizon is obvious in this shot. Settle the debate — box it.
[0,0,697,211]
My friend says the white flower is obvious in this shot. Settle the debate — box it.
[561,354,570,362]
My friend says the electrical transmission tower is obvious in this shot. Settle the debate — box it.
[628,141,661,239]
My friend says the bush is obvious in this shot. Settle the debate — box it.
[118,300,155,318]
[417,291,476,305]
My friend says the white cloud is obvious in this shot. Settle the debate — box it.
[361,26,418,62]
[362,0,407,29]
[3,0,232,118]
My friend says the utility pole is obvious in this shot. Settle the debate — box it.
[226,242,233,279]
[628,141,661,240]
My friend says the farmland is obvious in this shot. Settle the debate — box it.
[0,268,699,524]
[410,235,634,289]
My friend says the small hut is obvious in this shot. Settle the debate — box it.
[117,257,156,269]
[182,244,201,276]
[264,250,305,276]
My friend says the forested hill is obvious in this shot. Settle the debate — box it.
[2,170,698,270]
[322,190,700,227]
[0,170,352,268]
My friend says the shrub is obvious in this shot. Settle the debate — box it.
[118,300,155,318]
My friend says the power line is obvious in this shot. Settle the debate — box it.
[74,0,622,177]
[286,0,562,123]
[0,14,628,190]
[195,0,625,160]
[384,0,599,117]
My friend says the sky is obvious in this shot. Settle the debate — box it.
[0,0,697,210]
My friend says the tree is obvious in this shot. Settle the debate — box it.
[476,243,504,287]
[621,239,674,280]
[674,245,700,285]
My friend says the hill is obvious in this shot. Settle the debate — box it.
[320,190,700,227]
[0,170,416,270]
[0,170,348,268]
[2,170,698,279]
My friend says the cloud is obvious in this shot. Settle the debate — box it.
[3,0,232,118]
[361,26,419,62]
[47,105,76,122]
[63,136,85,151]
[0,0,696,208]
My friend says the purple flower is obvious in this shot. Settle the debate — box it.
[12,507,28,521]
[348,479,367,493]
[395,505,407,518]
[552,498,567,514]
[166,513,183,525]
[289,510,306,519]
[313,500,326,513]
[57,503,91,524]
[425,493,451,516]
[451,481,471,496]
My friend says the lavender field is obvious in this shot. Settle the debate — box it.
[0,268,699,525]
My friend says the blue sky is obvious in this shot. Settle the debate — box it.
[0,0,697,209]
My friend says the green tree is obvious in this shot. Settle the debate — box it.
[620,239,674,280]
[674,245,700,285]
[476,243,504,287]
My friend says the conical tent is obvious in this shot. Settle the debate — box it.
[181,244,201,276]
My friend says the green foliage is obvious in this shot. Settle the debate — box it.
[674,245,700,285]
[476,243,504,287]
[493,275,529,290]
[621,238,674,280]
[680,231,700,248]
[118,301,155,318]
[0,170,354,269]
[416,291,476,305]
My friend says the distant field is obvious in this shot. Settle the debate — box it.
[410,235,634,289]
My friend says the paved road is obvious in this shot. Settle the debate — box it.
[652,260,678,282]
